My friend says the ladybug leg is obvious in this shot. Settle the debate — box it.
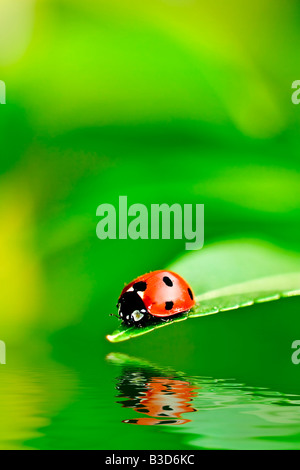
[160,317,171,323]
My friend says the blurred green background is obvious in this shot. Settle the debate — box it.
[0,0,299,450]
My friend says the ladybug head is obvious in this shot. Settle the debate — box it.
[117,291,149,327]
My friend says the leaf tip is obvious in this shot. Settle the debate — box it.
[106,334,115,343]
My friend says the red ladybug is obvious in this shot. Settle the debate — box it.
[116,270,195,327]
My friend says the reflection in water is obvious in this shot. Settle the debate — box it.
[108,353,300,449]
[1,351,299,449]
[0,358,78,450]
[116,369,198,425]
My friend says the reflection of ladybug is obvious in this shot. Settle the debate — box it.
[122,377,198,426]
[116,270,195,327]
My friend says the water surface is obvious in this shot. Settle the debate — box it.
[1,351,300,450]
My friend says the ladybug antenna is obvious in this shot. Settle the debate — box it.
[109,313,119,318]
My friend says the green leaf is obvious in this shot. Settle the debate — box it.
[106,239,300,343]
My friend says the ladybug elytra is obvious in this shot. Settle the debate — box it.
[116,270,195,327]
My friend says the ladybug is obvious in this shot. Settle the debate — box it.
[115,270,195,327]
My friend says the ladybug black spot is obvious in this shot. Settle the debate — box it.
[162,405,173,411]
[188,288,193,300]
[165,301,174,310]
[133,281,147,292]
[163,276,173,287]
[157,420,177,425]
